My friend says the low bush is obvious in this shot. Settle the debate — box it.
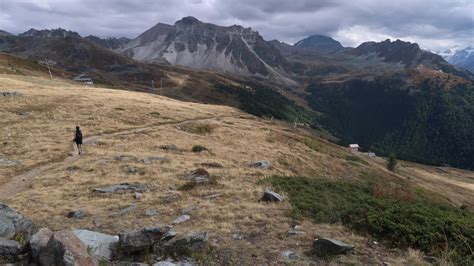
[345,155,369,165]
[303,137,320,151]
[268,176,474,264]
[192,145,208,152]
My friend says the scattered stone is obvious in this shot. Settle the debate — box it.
[200,162,223,168]
[112,204,137,217]
[424,256,438,264]
[0,156,22,166]
[0,204,35,240]
[160,232,208,258]
[29,228,54,263]
[114,155,138,162]
[288,229,305,237]
[118,225,174,254]
[72,229,119,261]
[313,238,354,256]
[250,160,271,169]
[0,237,22,257]
[1,91,22,97]
[172,215,191,225]
[134,192,142,200]
[144,210,159,217]
[66,210,86,219]
[180,206,198,215]
[18,111,30,117]
[281,250,298,260]
[126,166,144,175]
[159,144,178,152]
[162,192,181,204]
[142,156,170,165]
[39,230,98,266]
[93,183,148,194]
[183,168,210,183]
[231,233,243,240]
[154,259,196,266]
[260,189,284,202]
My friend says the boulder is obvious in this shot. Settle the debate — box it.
[114,155,138,161]
[118,225,174,253]
[0,237,22,257]
[281,250,298,260]
[93,183,148,194]
[39,230,98,266]
[180,206,198,215]
[67,210,86,219]
[144,210,159,217]
[172,215,190,225]
[73,229,119,261]
[0,204,35,240]
[1,91,22,97]
[158,145,178,152]
[183,169,210,183]
[160,232,208,258]
[29,228,54,263]
[313,238,354,256]
[142,157,170,165]
[260,189,284,202]
[250,160,271,169]
[0,156,22,166]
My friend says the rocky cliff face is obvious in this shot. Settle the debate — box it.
[120,17,292,81]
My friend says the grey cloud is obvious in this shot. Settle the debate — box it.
[0,0,472,50]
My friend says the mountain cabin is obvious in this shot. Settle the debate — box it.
[349,144,360,153]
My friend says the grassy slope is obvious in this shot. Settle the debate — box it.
[1,74,473,264]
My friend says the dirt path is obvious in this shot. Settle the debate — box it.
[0,115,231,200]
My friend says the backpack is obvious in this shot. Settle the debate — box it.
[75,131,82,140]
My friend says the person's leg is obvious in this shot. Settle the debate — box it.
[76,143,81,155]
[79,144,83,155]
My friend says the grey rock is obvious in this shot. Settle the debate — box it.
[172,215,190,225]
[114,155,138,161]
[0,237,21,256]
[72,229,119,261]
[180,206,198,215]
[159,144,178,152]
[1,91,22,97]
[260,189,284,202]
[142,156,170,165]
[66,210,86,219]
[231,233,243,240]
[160,232,208,258]
[162,192,180,204]
[313,238,354,256]
[144,210,159,217]
[40,230,98,266]
[0,156,22,166]
[18,111,31,117]
[112,204,137,217]
[424,256,438,264]
[93,182,148,193]
[0,204,35,240]
[126,166,143,174]
[29,228,54,263]
[118,225,174,253]
[281,250,298,260]
[288,229,306,237]
[134,192,142,200]
[250,160,271,169]
[183,169,210,183]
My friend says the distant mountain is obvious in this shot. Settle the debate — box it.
[85,35,131,50]
[448,47,474,73]
[120,16,292,82]
[0,30,13,37]
[294,34,344,53]
[351,39,472,79]
[18,28,81,38]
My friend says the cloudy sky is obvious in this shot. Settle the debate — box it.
[0,0,472,51]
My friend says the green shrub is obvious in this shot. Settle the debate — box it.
[192,145,208,152]
[387,153,397,171]
[149,111,161,117]
[113,107,125,111]
[303,137,320,151]
[268,176,474,264]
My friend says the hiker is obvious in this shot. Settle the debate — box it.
[73,126,83,155]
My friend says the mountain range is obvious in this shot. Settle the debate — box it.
[0,16,473,169]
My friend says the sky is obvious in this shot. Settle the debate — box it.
[0,0,473,51]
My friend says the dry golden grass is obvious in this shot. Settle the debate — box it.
[1,74,472,264]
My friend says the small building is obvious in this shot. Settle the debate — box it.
[349,144,360,153]
[73,74,93,85]
[368,152,376,158]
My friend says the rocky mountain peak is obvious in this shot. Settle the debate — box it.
[19,28,80,38]
[294,34,344,53]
